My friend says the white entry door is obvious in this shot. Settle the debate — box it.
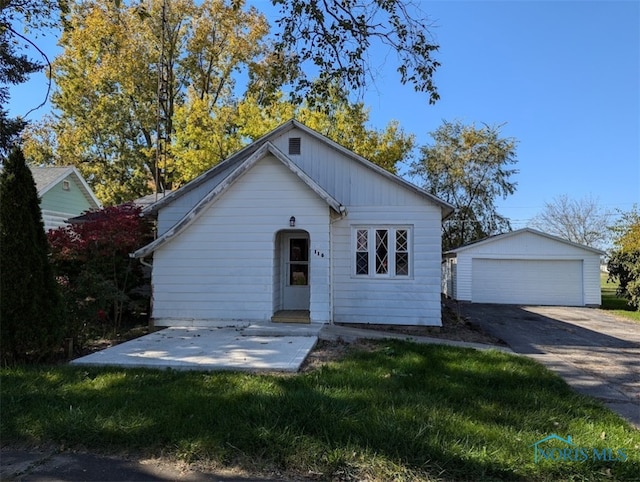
[282,234,310,310]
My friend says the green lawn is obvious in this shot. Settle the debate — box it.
[2,341,639,481]
[600,273,640,322]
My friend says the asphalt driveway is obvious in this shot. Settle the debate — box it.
[457,303,640,429]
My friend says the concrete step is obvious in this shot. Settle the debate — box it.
[242,322,322,337]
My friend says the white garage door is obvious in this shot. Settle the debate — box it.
[471,259,583,305]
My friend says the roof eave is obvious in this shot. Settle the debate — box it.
[446,227,607,255]
[286,120,454,217]
[132,139,345,259]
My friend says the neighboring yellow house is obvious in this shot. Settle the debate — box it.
[30,167,102,231]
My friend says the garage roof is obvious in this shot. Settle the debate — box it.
[445,228,606,255]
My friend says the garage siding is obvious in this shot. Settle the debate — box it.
[446,229,603,306]
[471,259,583,305]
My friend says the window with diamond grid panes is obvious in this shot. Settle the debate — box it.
[395,229,409,276]
[356,229,368,275]
[353,227,411,278]
[375,229,388,274]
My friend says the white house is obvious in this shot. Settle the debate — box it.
[132,120,453,327]
[442,228,605,307]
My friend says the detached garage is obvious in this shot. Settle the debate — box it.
[442,228,605,306]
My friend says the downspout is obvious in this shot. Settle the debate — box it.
[137,256,153,269]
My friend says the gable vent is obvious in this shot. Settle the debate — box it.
[288,137,301,155]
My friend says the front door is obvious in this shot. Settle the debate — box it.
[282,234,310,310]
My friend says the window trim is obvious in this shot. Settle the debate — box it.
[352,225,413,279]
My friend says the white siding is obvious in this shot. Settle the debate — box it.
[270,129,418,206]
[582,255,603,306]
[272,236,282,312]
[157,162,240,235]
[151,156,331,325]
[332,201,442,326]
[452,231,602,306]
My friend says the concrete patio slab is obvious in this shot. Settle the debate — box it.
[71,326,318,372]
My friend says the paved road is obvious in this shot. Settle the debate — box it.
[0,449,282,481]
[457,303,640,428]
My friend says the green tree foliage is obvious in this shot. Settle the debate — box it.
[272,0,440,105]
[411,120,518,251]
[0,0,66,156]
[529,194,611,249]
[0,147,66,364]
[23,0,272,204]
[47,204,153,345]
[608,206,640,309]
[171,91,414,185]
[23,0,416,204]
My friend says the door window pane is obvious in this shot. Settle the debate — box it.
[290,238,308,261]
[290,264,308,285]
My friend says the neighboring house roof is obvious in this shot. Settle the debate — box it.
[132,141,346,258]
[132,190,173,209]
[67,191,174,225]
[30,166,102,209]
[445,228,606,255]
[143,119,454,218]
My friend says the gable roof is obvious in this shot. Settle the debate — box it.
[30,166,102,209]
[132,141,345,258]
[143,119,454,218]
[445,228,606,255]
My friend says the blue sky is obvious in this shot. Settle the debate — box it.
[7,0,640,228]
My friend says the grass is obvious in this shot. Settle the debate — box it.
[600,273,640,322]
[2,341,639,481]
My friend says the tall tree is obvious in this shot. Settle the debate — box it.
[272,0,440,105]
[0,0,66,156]
[23,0,416,203]
[22,0,272,204]
[0,147,66,363]
[410,120,518,250]
[171,90,414,186]
[607,206,640,309]
[529,194,612,249]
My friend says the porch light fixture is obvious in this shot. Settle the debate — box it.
[289,216,296,227]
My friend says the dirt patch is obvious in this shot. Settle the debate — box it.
[341,299,504,344]
[300,299,505,372]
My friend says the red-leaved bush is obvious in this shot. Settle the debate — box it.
[48,204,153,345]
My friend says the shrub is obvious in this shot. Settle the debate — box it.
[608,250,640,310]
[48,203,152,346]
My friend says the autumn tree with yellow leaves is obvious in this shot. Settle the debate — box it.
[608,206,640,310]
[23,0,419,204]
